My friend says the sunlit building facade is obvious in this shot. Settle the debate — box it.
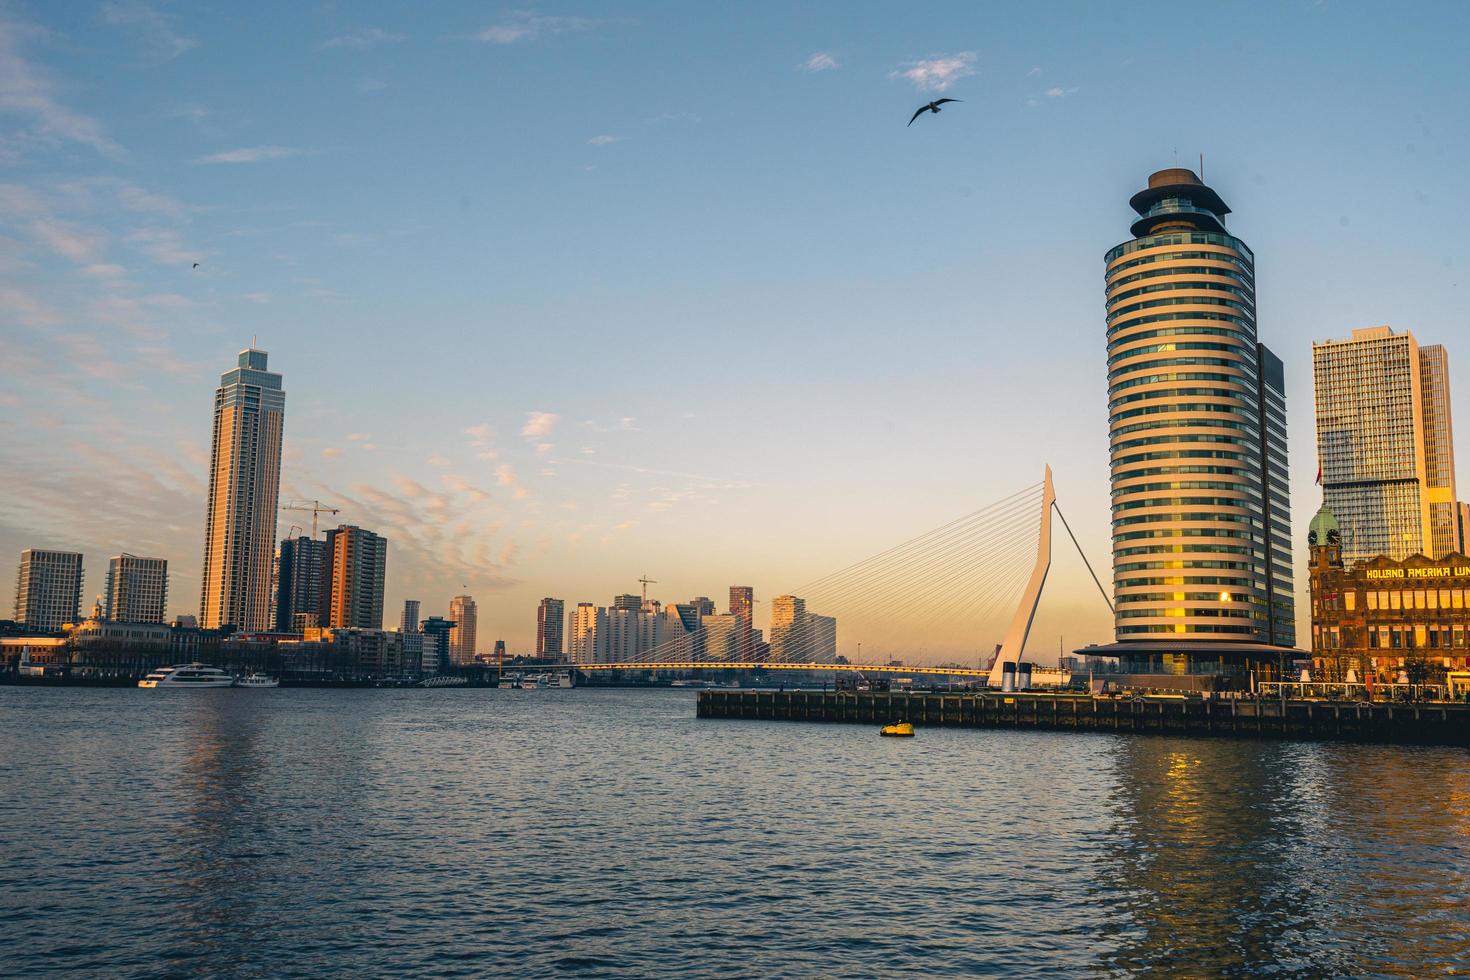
[1098,168,1296,674]
[321,525,387,630]
[199,348,285,631]
[1313,326,1459,566]
[448,594,477,665]
[14,549,83,632]
[275,536,325,632]
[104,554,168,624]
[537,597,565,658]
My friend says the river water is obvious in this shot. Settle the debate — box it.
[1,686,1467,977]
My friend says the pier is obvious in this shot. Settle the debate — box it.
[697,689,1470,746]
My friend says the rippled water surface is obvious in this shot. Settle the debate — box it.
[2,686,1469,977]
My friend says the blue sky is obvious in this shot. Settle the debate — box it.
[2,1,1468,658]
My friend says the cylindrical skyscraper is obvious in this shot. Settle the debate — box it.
[1104,169,1295,664]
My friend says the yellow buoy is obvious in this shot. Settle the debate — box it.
[879,722,915,737]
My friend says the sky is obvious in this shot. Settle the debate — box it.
[1,1,1468,661]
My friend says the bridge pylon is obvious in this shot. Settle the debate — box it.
[987,465,1055,689]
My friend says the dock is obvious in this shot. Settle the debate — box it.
[696,689,1470,746]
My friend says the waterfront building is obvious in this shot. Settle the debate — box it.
[808,613,837,663]
[14,549,83,632]
[768,595,809,662]
[103,554,167,624]
[729,586,754,658]
[199,348,285,631]
[568,602,607,663]
[275,537,325,632]
[399,629,426,677]
[536,597,565,659]
[1089,167,1297,678]
[611,593,641,612]
[448,595,477,665]
[321,525,387,630]
[700,613,741,661]
[1307,504,1470,684]
[690,596,716,617]
[420,616,455,674]
[1313,327,1460,565]
[400,599,421,633]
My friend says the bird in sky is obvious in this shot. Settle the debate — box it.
[908,98,961,126]
[192,262,199,269]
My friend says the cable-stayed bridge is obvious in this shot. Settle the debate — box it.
[571,467,1110,686]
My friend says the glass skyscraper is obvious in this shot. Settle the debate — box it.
[1312,326,1459,565]
[1103,168,1296,653]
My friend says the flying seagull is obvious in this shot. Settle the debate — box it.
[908,98,961,126]
[192,262,199,269]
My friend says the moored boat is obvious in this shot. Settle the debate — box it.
[138,664,235,689]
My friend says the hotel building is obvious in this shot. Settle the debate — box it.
[199,348,285,631]
[1308,505,1470,682]
[1312,326,1460,566]
[1093,168,1297,678]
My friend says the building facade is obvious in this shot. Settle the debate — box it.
[400,599,420,633]
[568,602,607,664]
[729,585,754,658]
[420,616,454,674]
[768,594,809,662]
[104,554,168,624]
[199,348,285,631]
[1313,326,1459,566]
[321,525,387,630]
[536,597,565,659]
[1102,167,1296,662]
[14,549,84,631]
[1307,505,1470,683]
[448,594,477,665]
[275,536,325,632]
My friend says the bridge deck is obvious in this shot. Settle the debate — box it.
[568,661,991,678]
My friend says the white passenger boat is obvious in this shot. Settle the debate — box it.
[138,664,235,689]
[236,673,280,689]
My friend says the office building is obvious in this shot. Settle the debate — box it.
[400,599,421,634]
[448,595,478,665]
[1092,168,1297,677]
[1307,504,1470,683]
[199,348,285,630]
[690,596,716,617]
[729,585,754,658]
[420,616,454,674]
[537,597,565,659]
[611,593,641,612]
[768,594,809,662]
[14,549,83,631]
[104,554,167,624]
[807,613,837,663]
[700,613,741,661]
[321,525,387,630]
[1313,326,1460,565]
[275,537,325,632]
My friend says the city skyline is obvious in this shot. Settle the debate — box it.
[3,2,1469,655]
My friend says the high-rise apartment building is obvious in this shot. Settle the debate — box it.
[448,595,478,665]
[321,525,387,630]
[14,549,83,631]
[568,602,607,663]
[768,594,809,662]
[536,597,565,658]
[275,536,325,632]
[1101,168,1296,665]
[104,554,167,624]
[421,616,454,674]
[199,348,285,630]
[400,599,421,633]
[807,613,837,663]
[1313,326,1460,565]
[611,593,641,612]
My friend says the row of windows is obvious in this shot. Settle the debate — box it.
[1117,591,1257,604]
[1107,295,1255,324]
[1117,607,1254,619]
[1110,371,1250,395]
[1111,402,1256,424]
[1113,480,1259,498]
[1107,247,1253,276]
[1107,326,1255,350]
[1113,434,1256,455]
[1111,387,1254,411]
[1107,310,1256,339]
[1114,465,1249,480]
[1115,528,1255,543]
[1113,450,1253,469]
[1108,279,1255,309]
[1115,496,1259,513]
[1104,231,1253,264]
[1114,511,1257,528]
[1108,263,1253,291]
[1107,341,1247,367]
[1118,624,1259,636]
[1111,416,1255,439]
[1358,626,1470,650]
[1363,588,1470,612]
[1118,576,1254,589]
[1115,558,1255,571]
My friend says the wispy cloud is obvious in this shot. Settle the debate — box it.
[800,51,839,72]
[1044,86,1079,98]
[522,411,559,439]
[356,78,388,95]
[193,145,306,164]
[321,27,405,50]
[464,422,495,448]
[0,20,124,158]
[587,134,624,146]
[99,1,196,60]
[890,52,976,92]
[30,220,105,262]
[468,12,600,44]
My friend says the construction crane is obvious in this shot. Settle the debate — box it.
[282,499,340,539]
[638,574,657,604]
